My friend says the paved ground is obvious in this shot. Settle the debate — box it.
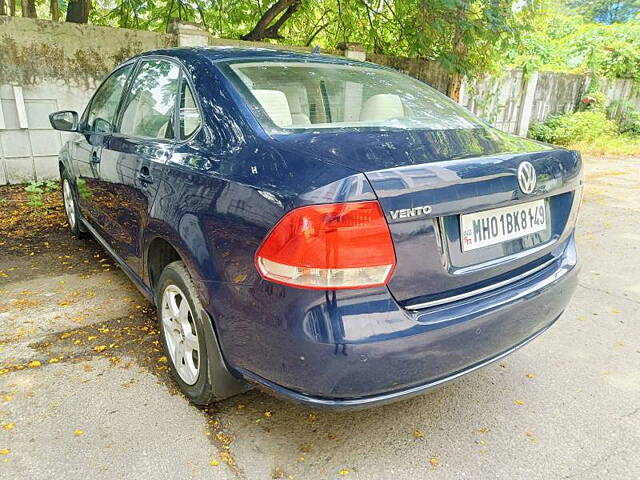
[0,156,638,480]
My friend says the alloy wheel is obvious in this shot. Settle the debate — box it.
[161,285,200,385]
[62,179,76,230]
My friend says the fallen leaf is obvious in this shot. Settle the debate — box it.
[0,449,9,455]
[339,469,349,475]
[2,424,14,431]
[157,356,168,363]
[264,411,272,418]
[210,459,219,466]
[74,429,84,436]
[233,274,247,283]
[515,400,525,406]
[526,373,534,379]
[413,430,425,439]
[94,345,107,353]
[429,457,439,467]
[27,360,41,368]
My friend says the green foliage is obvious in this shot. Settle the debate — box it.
[25,0,640,87]
[608,100,640,135]
[528,111,619,145]
[76,177,92,200]
[570,134,640,156]
[24,181,45,212]
[510,6,640,82]
[568,0,640,24]
[577,91,608,113]
[24,180,58,213]
[86,0,538,80]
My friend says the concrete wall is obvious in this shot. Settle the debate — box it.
[0,17,175,184]
[1,16,639,184]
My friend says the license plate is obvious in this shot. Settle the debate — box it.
[460,200,547,251]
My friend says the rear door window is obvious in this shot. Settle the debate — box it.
[118,60,180,140]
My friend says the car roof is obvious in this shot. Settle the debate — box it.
[138,46,378,68]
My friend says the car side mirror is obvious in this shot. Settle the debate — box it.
[49,110,79,132]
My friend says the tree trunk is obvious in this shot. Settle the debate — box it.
[0,0,5,16]
[66,0,91,23]
[9,0,15,15]
[242,0,300,41]
[21,0,37,17]
[447,73,462,102]
[446,8,466,102]
[50,0,60,20]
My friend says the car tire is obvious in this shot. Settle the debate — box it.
[60,171,88,238]
[156,260,247,405]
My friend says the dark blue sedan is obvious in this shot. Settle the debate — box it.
[49,47,582,409]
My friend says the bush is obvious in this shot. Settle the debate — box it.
[528,111,618,145]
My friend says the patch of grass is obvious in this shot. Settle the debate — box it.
[23,180,59,214]
[569,135,640,157]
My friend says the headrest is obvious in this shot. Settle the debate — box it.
[359,94,404,122]
[251,89,292,127]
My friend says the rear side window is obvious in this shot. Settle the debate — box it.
[119,60,180,140]
[85,64,133,134]
[179,81,201,138]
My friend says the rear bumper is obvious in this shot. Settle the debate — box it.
[205,235,579,409]
[238,317,559,409]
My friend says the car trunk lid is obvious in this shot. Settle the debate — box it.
[273,127,582,305]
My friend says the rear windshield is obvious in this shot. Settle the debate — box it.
[226,60,483,132]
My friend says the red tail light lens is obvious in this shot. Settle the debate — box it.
[255,201,396,289]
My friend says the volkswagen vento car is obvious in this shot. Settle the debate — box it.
[49,47,582,408]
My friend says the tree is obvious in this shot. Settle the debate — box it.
[391,0,535,100]
[66,0,91,23]
[569,0,640,24]
[241,0,302,41]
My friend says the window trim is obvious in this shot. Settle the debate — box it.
[80,60,137,135]
[175,68,204,142]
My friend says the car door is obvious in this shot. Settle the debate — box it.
[92,58,180,277]
[70,63,135,233]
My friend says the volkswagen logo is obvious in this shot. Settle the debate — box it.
[517,161,537,194]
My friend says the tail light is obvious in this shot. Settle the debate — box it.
[255,201,396,289]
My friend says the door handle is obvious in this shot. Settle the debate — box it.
[138,168,154,185]
[91,151,100,164]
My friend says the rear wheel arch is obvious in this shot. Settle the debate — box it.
[152,253,248,403]
[146,236,183,291]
